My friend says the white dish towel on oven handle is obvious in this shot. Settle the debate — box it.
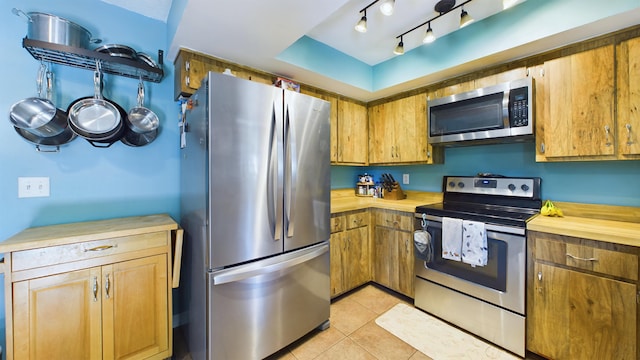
[442,217,463,261]
[462,220,488,267]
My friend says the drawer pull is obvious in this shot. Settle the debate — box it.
[92,276,98,302]
[566,253,598,262]
[84,244,116,252]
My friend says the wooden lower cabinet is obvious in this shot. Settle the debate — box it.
[1,214,180,360]
[527,231,639,360]
[330,210,371,297]
[372,209,414,297]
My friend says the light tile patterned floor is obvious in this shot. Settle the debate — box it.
[266,284,432,360]
[175,284,538,359]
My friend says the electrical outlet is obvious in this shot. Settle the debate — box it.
[18,177,50,198]
[402,173,409,185]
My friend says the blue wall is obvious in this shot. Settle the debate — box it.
[0,0,179,352]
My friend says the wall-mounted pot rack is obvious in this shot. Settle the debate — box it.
[22,38,164,83]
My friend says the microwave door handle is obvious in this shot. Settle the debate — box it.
[502,90,510,127]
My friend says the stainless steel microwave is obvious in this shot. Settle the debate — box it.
[428,77,534,146]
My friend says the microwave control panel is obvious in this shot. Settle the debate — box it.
[509,86,529,127]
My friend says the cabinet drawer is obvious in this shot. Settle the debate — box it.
[12,231,169,272]
[533,232,638,281]
[346,211,369,229]
[330,215,345,233]
[375,210,412,231]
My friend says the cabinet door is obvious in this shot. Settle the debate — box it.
[529,263,636,360]
[368,102,396,164]
[373,226,394,289]
[617,37,640,157]
[330,231,346,297]
[540,45,615,159]
[13,267,103,360]
[527,263,570,359]
[393,94,428,163]
[345,226,370,289]
[394,231,414,297]
[103,255,169,360]
[337,99,368,164]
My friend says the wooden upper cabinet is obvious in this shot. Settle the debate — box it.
[369,93,441,165]
[337,98,368,165]
[617,37,640,158]
[174,49,273,100]
[536,45,616,160]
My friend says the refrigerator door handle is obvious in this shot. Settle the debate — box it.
[269,105,283,241]
[212,243,328,285]
[285,105,297,238]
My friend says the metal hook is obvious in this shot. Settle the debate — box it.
[421,213,428,230]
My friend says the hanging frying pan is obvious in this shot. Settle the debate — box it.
[67,62,123,147]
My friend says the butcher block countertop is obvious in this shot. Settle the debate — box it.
[331,189,443,214]
[528,201,640,247]
[0,214,178,253]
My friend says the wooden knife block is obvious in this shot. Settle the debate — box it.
[384,185,406,200]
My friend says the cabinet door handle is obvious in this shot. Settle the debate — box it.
[537,271,542,281]
[84,244,116,252]
[604,125,612,147]
[105,274,111,299]
[540,142,545,154]
[566,253,598,262]
[626,124,633,145]
[92,276,98,302]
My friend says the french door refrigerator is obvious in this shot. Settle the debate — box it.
[179,72,331,360]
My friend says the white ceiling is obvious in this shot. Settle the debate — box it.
[102,0,640,101]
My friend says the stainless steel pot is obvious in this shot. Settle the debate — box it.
[13,9,101,48]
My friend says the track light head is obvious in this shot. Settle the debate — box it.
[393,37,404,55]
[460,8,474,28]
[379,0,395,16]
[355,13,367,33]
[423,23,435,44]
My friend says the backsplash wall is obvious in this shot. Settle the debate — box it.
[332,143,640,207]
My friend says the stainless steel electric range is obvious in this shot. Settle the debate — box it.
[414,174,541,357]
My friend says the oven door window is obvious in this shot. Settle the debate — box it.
[426,222,507,292]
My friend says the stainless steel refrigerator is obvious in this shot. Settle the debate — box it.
[179,72,331,359]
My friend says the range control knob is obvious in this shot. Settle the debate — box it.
[521,184,530,191]
[448,181,456,188]
[457,182,465,188]
[508,184,516,191]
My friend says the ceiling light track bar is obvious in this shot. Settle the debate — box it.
[395,0,472,39]
[358,0,381,14]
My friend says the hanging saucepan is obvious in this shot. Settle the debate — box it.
[127,78,159,134]
[9,63,68,138]
[121,126,158,147]
[67,63,124,147]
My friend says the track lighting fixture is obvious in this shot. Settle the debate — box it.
[354,0,396,34]
[423,23,435,44]
[379,0,395,16]
[393,36,404,55]
[354,9,367,33]
[459,7,474,28]
[392,0,474,55]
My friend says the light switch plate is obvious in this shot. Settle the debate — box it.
[402,174,409,185]
[18,177,50,198]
